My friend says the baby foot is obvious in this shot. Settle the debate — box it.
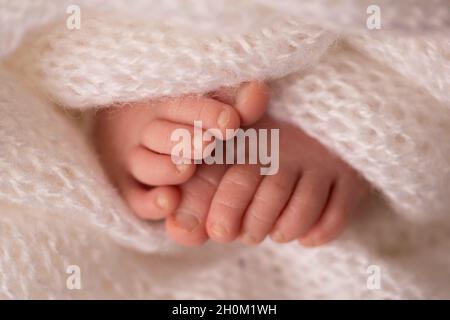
[166,116,370,247]
[93,82,269,220]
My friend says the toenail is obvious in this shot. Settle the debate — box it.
[300,235,320,247]
[210,222,229,238]
[176,163,190,173]
[174,213,200,232]
[236,83,250,106]
[217,109,230,128]
[155,196,168,210]
[240,233,258,246]
[271,231,287,243]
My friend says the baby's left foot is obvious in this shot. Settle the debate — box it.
[93,82,269,221]
[166,116,370,247]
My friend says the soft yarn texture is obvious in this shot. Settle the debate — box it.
[1,0,450,299]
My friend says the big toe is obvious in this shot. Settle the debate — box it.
[210,81,269,126]
[235,81,269,126]
[166,164,227,247]
[122,180,181,220]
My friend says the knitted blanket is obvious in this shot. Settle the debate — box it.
[0,0,449,299]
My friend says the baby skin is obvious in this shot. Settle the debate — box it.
[94,82,370,247]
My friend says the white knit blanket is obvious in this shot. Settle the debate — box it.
[1,0,450,299]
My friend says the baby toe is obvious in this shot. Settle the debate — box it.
[270,171,332,243]
[235,81,269,126]
[127,146,196,186]
[141,119,214,160]
[155,96,241,139]
[166,164,227,247]
[239,170,296,245]
[206,164,262,243]
[299,176,369,247]
[123,181,180,220]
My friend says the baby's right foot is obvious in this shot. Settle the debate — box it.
[166,116,370,247]
[93,82,269,220]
